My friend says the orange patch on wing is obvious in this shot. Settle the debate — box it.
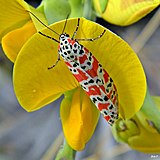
[98,103,110,111]
[88,85,101,95]
[75,69,88,81]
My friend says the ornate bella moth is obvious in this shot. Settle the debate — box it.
[30,12,119,126]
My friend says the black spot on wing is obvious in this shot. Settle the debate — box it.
[110,78,113,82]
[109,104,113,110]
[59,48,62,52]
[109,119,114,124]
[99,68,103,73]
[96,79,101,84]
[73,62,79,67]
[67,50,71,54]
[107,83,112,88]
[89,56,92,61]
[111,115,114,118]
[97,97,103,102]
[106,89,109,93]
[88,79,94,83]
[92,97,97,103]
[73,49,77,53]
[104,95,108,101]
[81,66,86,70]
[79,50,84,55]
[87,61,91,66]
[111,94,114,99]
[99,64,102,67]
[73,69,76,72]
[74,43,78,48]
[104,111,108,115]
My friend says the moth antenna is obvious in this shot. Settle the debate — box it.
[72,18,80,39]
[26,10,60,36]
[62,14,70,34]
[39,31,60,43]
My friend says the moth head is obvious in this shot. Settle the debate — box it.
[60,33,70,40]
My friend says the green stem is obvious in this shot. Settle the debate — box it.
[141,89,160,132]
[55,139,76,160]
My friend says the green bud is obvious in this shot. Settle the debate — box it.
[112,96,160,153]
[43,0,71,24]
[112,119,140,143]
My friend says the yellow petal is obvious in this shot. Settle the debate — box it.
[94,0,160,26]
[2,21,36,62]
[0,0,30,40]
[14,18,146,116]
[0,0,48,41]
[0,0,48,63]
[60,88,99,150]
[13,20,79,111]
[28,6,48,31]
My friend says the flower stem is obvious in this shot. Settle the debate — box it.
[141,89,160,132]
[55,139,76,160]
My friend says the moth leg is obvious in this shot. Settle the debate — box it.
[48,54,61,69]
[76,30,106,42]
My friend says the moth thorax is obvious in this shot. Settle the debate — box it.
[59,41,75,62]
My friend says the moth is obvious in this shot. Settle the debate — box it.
[29,12,119,125]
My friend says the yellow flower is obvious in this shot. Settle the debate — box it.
[93,0,160,26]
[0,0,47,62]
[13,17,146,150]
[112,96,160,153]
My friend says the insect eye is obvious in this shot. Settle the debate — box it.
[60,34,64,39]
[65,34,69,37]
